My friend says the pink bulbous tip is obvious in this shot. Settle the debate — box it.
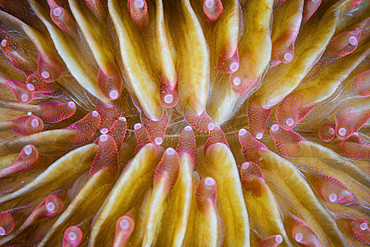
[338,128,347,136]
[100,128,108,134]
[164,94,173,104]
[119,117,126,121]
[275,235,283,244]
[24,145,33,155]
[176,125,197,164]
[318,124,336,142]
[360,222,368,231]
[195,177,217,212]
[100,134,108,142]
[205,0,214,8]
[46,202,56,213]
[26,83,35,91]
[349,36,358,46]
[41,71,50,79]
[64,226,83,246]
[204,125,229,153]
[286,118,295,127]
[53,7,62,16]
[154,147,180,191]
[271,124,280,132]
[119,218,130,229]
[31,118,40,128]
[208,122,215,131]
[68,231,77,241]
[68,102,75,108]
[329,193,338,202]
[128,0,148,28]
[205,177,216,186]
[154,137,163,145]
[233,77,241,86]
[109,90,119,100]
[229,62,239,72]
[92,111,99,117]
[255,132,263,139]
[20,94,29,102]
[1,39,6,47]
[284,52,293,62]
[134,0,145,8]
[239,128,247,136]
[295,233,304,242]
[242,162,250,170]
[0,227,5,236]
[134,123,142,130]
[166,147,175,155]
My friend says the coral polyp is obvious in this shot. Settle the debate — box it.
[0,0,369,246]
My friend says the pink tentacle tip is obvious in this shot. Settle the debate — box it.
[325,28,362,58]
[105,117,127,150]
[334,133,370,159]
[141,111,169,146]
[26,72,56,94]
[67,111,101,145]
[240,162,265,196]
[153,147,180,193]
[310,174,356,204]
[63,226,83,247]
[217,47,239,74]
[195,177,217,213]
[229,73,258,95]
[9,115,44,136]
[6,80,35,104]
[275,92,315,130]
[269,124,305,157]
[134,122,151,153]
[303,0,322,22]
[273,0,287,9]
[39,194,64,218]
[204,125,229,153]
[0,144,39,178]
[238,128,268,163]
[350,218,370,244]
[160,78,178,108]
[247,99,272,138]
[85,0,105,19]
[203,0,223,22]
[90,134,118,177]
[98,64,123,101]
[128,0,148,28]
[176,126,197,165]
[184,106,214,132]
[290,215,322,247]
[259,234,284,247]
[37,55,65,83]
[0,210,17,236]
[96,102,123,130]
[114,215,135,246]
[318,124,336,142]
[335,106,370,140]
[356,69,370,97]
[0,36,36,76]
[38,101,77,123]
[47,0,75,35]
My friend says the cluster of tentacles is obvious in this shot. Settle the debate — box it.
[0,0,369,246]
